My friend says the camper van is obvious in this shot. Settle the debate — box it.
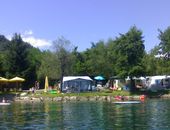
[146,76,170,91]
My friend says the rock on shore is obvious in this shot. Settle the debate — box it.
[14,95,142,103]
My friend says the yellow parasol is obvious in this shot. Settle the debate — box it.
[44,76,49,92]
[0,77,9,91]
[9,77,25,82]
[9,76,25,91]
[0,77,9,82]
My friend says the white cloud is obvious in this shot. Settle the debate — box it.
[6,30,52,49]
[23,30,33,36]
[6,34,12,40]
[22,36,51,47]
[22,30,51,48]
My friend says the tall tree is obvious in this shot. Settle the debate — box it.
[70,47,87,75]
[5,34,32,77]
[37,50,60,81]
[83,41,110,77]
[114,26,145,91]
[106,39,119,77]
[158,27,170,59]
[26,47,42,87]
[0,35,9,51]
[0,35,10,76]
[155,27,170,75]
[52,36,73,91]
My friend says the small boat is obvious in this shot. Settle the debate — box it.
[113,101,141,104]
[0,102,11,105]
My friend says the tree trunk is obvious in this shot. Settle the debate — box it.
[130,77,137,92]
[60,64,65,92]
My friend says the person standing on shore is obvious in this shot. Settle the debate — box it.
[35,81,40,90]
[2,97,6,103]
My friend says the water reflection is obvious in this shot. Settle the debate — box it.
[0,99,170,129]
[61,102,104,129]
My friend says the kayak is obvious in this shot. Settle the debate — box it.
[113,101,141,104]
[0,102,11,105]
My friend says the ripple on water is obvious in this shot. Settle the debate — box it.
[0,100,170,129]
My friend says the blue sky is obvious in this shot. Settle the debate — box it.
[0,0,170,52]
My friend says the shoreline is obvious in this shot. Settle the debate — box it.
[1,91,170,103]
[14,94,170,103]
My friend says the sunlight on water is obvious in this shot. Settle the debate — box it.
[0,99,170,130]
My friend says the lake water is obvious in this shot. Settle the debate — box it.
[0,99,170,130]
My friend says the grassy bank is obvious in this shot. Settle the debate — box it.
[27,89,170,98]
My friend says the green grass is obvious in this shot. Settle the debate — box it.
[30,90,131,98]
[29,89,170,98]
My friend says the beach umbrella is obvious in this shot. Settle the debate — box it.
[9,77,25,91]
[9,77,25,82]
[94,76,105,80]
[0,77,9,82]
[0,77,9,91]
[44,76,49,92]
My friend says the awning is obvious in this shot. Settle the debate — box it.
[63,76,93,82]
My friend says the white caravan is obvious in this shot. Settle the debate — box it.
[146,75,170,91]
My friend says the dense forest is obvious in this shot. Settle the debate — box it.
[1,26,170,89]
